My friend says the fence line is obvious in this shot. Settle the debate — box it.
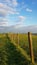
[8,32,35,64]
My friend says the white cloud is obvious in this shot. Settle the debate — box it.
[18,16,26,22]
[0,3,4,8]
[6,0,10,3]
[0,1,19,26]
[13,24,24,29]
[26,8,32,12]
[0,9,7,17]
[0,18,8,26]
[0,2,19,17]
[19,16,25,19]
[14,16,26,26]
[0,22,8,26]
[12,0,18,7]
[13,16,26,29]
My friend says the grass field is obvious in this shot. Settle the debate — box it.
[0,33,37,65]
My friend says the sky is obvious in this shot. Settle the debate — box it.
[0,0,37,27]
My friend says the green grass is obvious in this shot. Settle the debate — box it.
[0,33,37,65]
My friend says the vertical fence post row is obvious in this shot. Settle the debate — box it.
[28,32,34,64]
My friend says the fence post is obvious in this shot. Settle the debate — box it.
[28,32,34,64]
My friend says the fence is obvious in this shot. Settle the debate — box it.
[28,32,34,64]
[8,32,35,64]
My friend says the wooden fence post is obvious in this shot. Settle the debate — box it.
[28,32,34,64]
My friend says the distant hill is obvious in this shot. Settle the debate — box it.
[0,25,37,33]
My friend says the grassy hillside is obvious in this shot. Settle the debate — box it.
[0,33,37,65]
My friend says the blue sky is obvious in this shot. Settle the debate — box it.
[0,0,37,27]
